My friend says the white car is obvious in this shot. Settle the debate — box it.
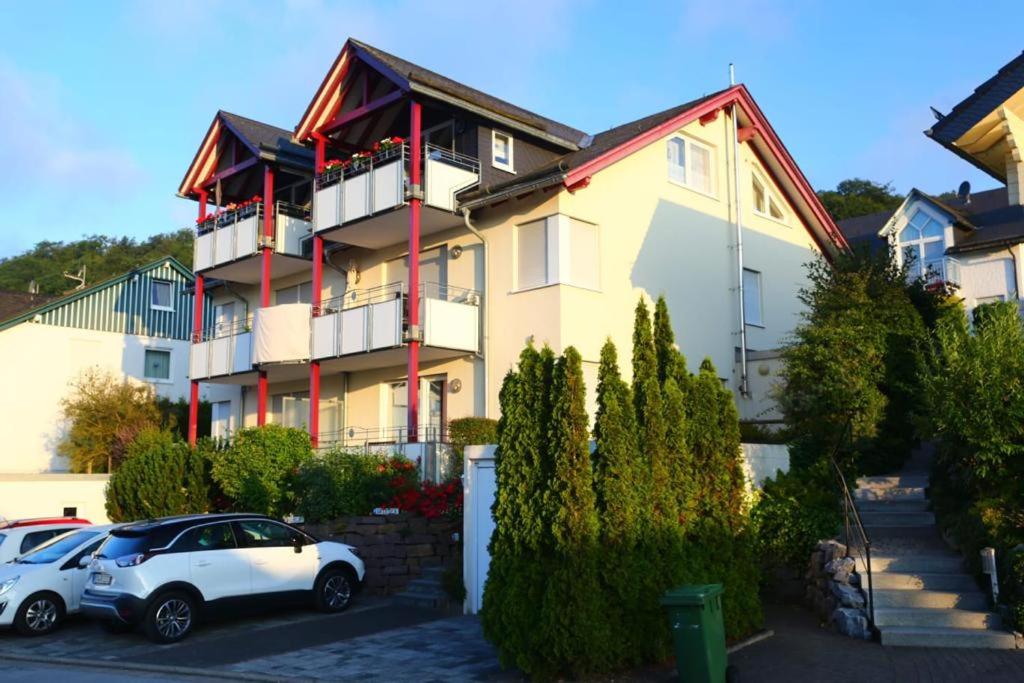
[0,525,116,635]
[81,513,365,643]
[0,518,92,565]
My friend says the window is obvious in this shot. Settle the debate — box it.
[272,392,309,429]
[144,349,171,381]
[752,173,785,221]
[151,280,173,311]
[492,130,514,173]
[178,523,236,552]
[20,529,70,554]
[515,215,600,291]
[667,135,714,195]
[743,268,763,327]
[390,382,408,438]
[18,530,101,565]
[233,520,299,549]
[896,209,945,280]
[387,247,448,294]
[211,401,233,440]
[275,281,313,305]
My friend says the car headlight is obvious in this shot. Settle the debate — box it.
[0,576,18,596]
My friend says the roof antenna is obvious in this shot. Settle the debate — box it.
[729,63,736,86]
[63,265,86,291]
[957,180,972,205]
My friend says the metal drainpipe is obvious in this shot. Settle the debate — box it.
[730,67,750,397]
[461,207,489,419]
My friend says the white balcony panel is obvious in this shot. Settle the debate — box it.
[422,298,478,352]
[315,183,342,231]
[340,307,368,354]
[190,342,209,379]
[312,313,338,360]
[209,336,232,377]
[234,215,259,261]
[425,158,479,212]
[372,160,403,213]
[194,232,215,272]
[215,226,233,266]
[231,332,253,374]
[369,299,402,350]
[276,214,311,257]
[343,172,370,223]
[252,304,312,364]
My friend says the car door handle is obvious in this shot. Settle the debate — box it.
[253,559,269,565]
[196,561,212,567]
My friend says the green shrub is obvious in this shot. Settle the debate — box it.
[295,450,415,522]
[739,422,788,445]
[105,428,210,522]
[209,425,312,516]
[448,417,498,479]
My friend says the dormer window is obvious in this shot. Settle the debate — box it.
[752,172,785,221]
[667,135,714,196]
[492,130,514,173]
[897,209,945,279]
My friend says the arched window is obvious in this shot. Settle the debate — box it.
[897,209,945,279]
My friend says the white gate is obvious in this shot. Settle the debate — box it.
[463,444,497,614]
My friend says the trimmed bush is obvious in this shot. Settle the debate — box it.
[209,425,312,516]
[448,416,498,479]
[295,451,414,522]
[105,428,210,522]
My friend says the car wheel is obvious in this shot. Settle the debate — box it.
[315,567,354,613]
[14,592,64,636]
[143,591,196,644]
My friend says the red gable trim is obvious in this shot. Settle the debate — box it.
[178,116,222,199]
[295,43,353,142]
[564,85,847,254]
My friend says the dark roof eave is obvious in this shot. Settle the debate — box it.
[458,173,567,211]
[948,236,1024,255]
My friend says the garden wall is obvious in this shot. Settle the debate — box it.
[301,513,460,595]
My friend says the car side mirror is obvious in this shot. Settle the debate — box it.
[78,556,92,568]
[292,535,303,554]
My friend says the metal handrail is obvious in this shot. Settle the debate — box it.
[827,420,875,632]
[195,315,253,343]
[315,142,480,190]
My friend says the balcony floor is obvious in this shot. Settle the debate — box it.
[318,205,463,249]
[199,252,311,285]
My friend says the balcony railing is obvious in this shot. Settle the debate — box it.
[193,201,313,273]
[313,143,480,233]
[316,425,454,483]
[924,256,961,287]
[190,317,253,380]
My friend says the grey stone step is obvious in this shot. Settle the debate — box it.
[880,626,1016,649]
[854,486,926,502]
[420,566,446,581]
[864,554,963,573]
[404,578,446,594]
[856,499,931,512]
[873,607,1003,630]
[393,589,448,609]
[873,589,989,610]
[871,572,979,591]
[857,475,930,488]
[858,511,935,526]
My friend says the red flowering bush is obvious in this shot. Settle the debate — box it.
[384,476,463,520]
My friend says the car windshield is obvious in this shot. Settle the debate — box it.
[17,530,101,564]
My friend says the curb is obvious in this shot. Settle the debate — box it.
[727,629,775,654]
[0,652,286,682]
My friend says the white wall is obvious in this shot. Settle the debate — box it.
[741,443,790,491]
[0,474,110,523]
[0,322,226,473]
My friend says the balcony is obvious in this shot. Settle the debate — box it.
[192,201,313,284]
[924,257,961,287]
[313,143,479,249]
[189,318,253,381]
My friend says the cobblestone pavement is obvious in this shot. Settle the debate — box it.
[227,615,505,682]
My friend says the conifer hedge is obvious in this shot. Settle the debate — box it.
[482,296,762,677]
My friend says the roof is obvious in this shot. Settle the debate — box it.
[0,290,54,322]
[836,210,894,249]
[219,111,313,163]
[0,256,193,331]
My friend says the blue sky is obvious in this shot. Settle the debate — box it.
[1,0,1022,258]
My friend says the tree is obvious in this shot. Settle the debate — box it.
[632,298,674,526]
[59,368,162,473]
[653,296,677,386]
[816,178,903,222]
[105,428,210,522]
[208,424,313,516]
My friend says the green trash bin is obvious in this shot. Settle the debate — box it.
[660,583,728,683]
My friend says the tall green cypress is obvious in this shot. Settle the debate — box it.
[537,347,609,676]
[653,295,677,386]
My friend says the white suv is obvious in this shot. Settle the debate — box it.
[81,513,364,643]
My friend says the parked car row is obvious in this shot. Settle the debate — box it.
[0,513,365,643]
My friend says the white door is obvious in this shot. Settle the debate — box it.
[211,400,233,440]
[233,520,319,593]
[62,536,105,612]
[465,453,496,614]
[182,522,252,601]
[213,302,236,338]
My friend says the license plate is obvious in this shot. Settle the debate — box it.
[93,573,112,586]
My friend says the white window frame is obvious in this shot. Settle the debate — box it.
[491,130,515,173]
[512,214,601,293]
[666,134,716,198]
[742,268,764,328]
[751,169,787,223]
[275,281,313,306]
[895,208,947,280]
[142,347,173,383]
[150,279,174,312]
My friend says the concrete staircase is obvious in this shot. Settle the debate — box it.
[393,566,450,609]
[854,459,1016,649]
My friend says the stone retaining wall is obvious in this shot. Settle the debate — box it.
[301,513,460,595]
[806,539,871,640]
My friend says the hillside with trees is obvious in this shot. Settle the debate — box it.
[0,229,193,296]
[815,178,904,222]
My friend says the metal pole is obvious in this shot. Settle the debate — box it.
[407,101,422,442]
[257,166,274,426]
[729,64,750,396]
[188,189,208,446]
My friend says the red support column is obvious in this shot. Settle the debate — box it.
[257,166,274,426]
[188,190,208,446]
[309,235,324,447]
[407,101,422,443]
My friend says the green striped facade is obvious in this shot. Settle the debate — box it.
[0,257,211,341]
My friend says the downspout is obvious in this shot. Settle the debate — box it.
[730,65,750,397]
[461,207,489,419]
[1005,245,1020,300]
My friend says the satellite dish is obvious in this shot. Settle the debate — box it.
[957,181,971,204]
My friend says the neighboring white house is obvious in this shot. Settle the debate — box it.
[0,257,237,474]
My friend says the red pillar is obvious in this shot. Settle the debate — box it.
[257,166,274,426]
[188,190,208,446]
[309,136,327,446]
[407,101,422,442]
